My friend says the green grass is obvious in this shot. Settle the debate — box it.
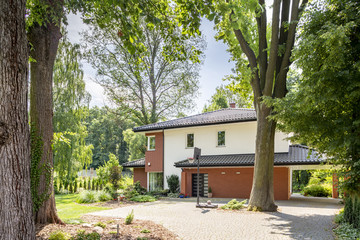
[56,194,110,224]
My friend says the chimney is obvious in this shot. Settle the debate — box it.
[229,102,236,108]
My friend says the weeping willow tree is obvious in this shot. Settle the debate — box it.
[53,32,93,182]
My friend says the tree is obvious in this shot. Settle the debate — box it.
[86,107,132,168]
[174,0,308,211]
[0,1,36,238]
[203,85,252,112]
[271,0,360,193]
[123,129,146,162]
[82,21,203,125]
[53,32,93,181]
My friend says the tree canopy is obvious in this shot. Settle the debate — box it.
[271,0,360,193]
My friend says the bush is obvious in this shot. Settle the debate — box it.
[140,229,151,233]
[94,222,106,229]
[220,199,247,210]
[303,184,331,197]
[125,210,134,225]
[167,193,179,198]
[344,195,360,229]
[149,189,169,197]
[134,181,146,195]
[334,222,360,240]
[166,174,179,193]
[71,230,101,240]
[77,190,97,203]
[74,179,78,193]
[124,181,146,199]
[130,195,156,202]
[109,165,122,190]
[97,190,113,202]
[49,231,70,240]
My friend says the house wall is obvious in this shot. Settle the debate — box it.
[180,166,291,200]
[145,132,163,172]
[133,168,147,188]
[163,121,289,188]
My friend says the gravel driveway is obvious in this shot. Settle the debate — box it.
[89,196,341,240]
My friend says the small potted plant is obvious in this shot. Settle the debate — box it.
[208,187,213,198]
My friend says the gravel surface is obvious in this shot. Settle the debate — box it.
[89,197,342,240]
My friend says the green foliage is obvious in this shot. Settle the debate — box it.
[96,153,122,189]
[76,190,112,203]
[271,0,360,193]
[70,230,101,240]
[167,193,179,198]
[334,222,360,240]
[30,123,52,213]
[303,185,331,198]
[130,195,156,202]
[208,187,212,193]
[203,85,252,113]
[49,231,71,240]
[77,190,97,203]
[53,31,93,181]
[94,222,106,229]
[292,170,312,192]
[220,199,247,210]
[123,129,146,162]
[140,229,151,233]
[82,20,203,125]
[124,181,147,199]
[344,195,360,229]
[125,210,134,225]
[166,175,179,193]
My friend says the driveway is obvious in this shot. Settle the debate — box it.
[89,196,342,240]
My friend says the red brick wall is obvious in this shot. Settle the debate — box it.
[133,168,147,189]
[181,167,290,200]
[145,132,163,172]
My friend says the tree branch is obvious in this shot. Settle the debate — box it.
[263,0,281,97]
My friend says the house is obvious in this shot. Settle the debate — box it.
[123,106,330,200]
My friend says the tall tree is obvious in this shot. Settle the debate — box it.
[203,84,252,112]
[123,129,146,162]
[0,0,36,238]
[174,0,308,211]
[82,22,203,125]
[53,32,93,181]
[86,107,132,168]
[271,0,360,193]
[27,0,64,224]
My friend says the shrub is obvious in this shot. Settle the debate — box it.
[97,190,112,202]
[69,182,73,193]
[91,179,95,190]
[303,184,331,197]
[344,195,360,229]
[94,222,106,229]
[166,174,179,193]
[134,181,146,195]
[125,210,134,225]
[76,190,97,203]
[334,222,360,240]
[109,165,122,190]
[74,179,78,193]
[167,193,179,198]
[130,195,156,202]
[71,230,101,240]
[140,229,150,233]
[149,189,169,197]
[220,199,247,210]
[87,178,91,190]
[124,181,146,199]
[49,231,70,240]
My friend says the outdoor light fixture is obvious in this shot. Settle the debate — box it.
[188,157,194,164]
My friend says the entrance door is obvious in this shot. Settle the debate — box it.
[192,173,208,197]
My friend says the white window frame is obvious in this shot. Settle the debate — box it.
[217,130,226,147]
[186,133,194,148]
[147,135,155,151]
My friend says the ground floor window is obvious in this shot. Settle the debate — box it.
[149,172,163,191]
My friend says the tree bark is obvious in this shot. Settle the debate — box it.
[248,103,277,211]
[0,0,36,238]
[28,20,63,224]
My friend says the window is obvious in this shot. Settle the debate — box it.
[186,133,194,148]
[217,131,225,146]
[149,172,163,191]
[147,136,155,150]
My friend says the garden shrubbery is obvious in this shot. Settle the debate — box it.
[166,174,179,193]
[334,196,360,240]
[130,195,156,202]
[76,190,112,203]
[303,184,332,197]
[300,170,333,198]
[220,199,247,210]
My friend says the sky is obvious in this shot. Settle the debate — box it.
[66,14,235,115]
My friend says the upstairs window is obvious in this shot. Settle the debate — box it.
[147,136,155,150]
[217,131,225,146]
[187,133,194,148]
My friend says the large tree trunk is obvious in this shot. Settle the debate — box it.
[248,103,278,212]
[0,0,36,238]
[28,21,63,224]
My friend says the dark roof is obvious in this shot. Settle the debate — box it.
[122,158,145,168]
[174,145,324,168]
[133,108,256,132]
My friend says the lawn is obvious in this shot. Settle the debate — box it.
[55,194,110,224]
